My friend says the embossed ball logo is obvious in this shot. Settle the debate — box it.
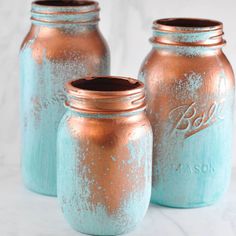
[169,100,225,138]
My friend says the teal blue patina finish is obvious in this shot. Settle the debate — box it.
[139,18,235,208]
[151,18,226,57]
[151,90,235,207]
[19,1,110,196]
[153,30,214,43]
[57,112,152,235]
[31,11,98,24]
[151,44,215,57]
[57,77,153,235]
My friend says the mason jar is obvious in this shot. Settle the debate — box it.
[19,0,110,196]
[57,76,152,235]
[139,18,235,208]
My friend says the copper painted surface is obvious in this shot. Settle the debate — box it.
[139,18,235,208]
[20,0,110,196]
[57,77,153,235]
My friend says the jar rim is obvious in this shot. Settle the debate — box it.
[31,0,100,25]
[151,18,225,48]
[65,76,146,115]
[66,76,144,98]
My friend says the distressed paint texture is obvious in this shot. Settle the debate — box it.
[153,30,214,43]
[152,44,215,57]
[139,21,235,207]
[152,27,223,57]
[20,25,109,196]
[152,93,234,207]
[139,68,235,208]
[57,111,152,235]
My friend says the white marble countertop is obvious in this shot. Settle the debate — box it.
[1,165,236,236]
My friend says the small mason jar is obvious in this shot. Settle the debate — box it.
[19,0,110,196]
[57,76,153,235]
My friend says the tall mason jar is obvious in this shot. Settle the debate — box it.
[57,77,152,235]
[139,18,235,208]
[19,0,110,196]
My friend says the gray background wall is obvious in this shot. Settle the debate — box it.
[0,0,235,167]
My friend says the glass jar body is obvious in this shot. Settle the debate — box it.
[57,110,152,235]
[139,47,235,208]
[19,23,110,196]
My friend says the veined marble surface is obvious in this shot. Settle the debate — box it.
[1,164,236,236]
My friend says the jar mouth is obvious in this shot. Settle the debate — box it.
[31,0,99,25]
[154,18,222,31]
[152,18,225,47]
[69,77,143,93]
[66,76,146,115]
[33,1,96,7]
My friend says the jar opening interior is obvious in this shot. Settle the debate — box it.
[71,77,141,92]
[34,0,96,7]
[156,18,222,28]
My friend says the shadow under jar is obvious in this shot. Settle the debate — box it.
[57,77,153,235]
[139,18,235,208]
[19,0,110,196]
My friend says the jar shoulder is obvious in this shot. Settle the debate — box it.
[139,48,235,90]
[20,25,110,61]
[140,49,234,78]
[58,111,152,144]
